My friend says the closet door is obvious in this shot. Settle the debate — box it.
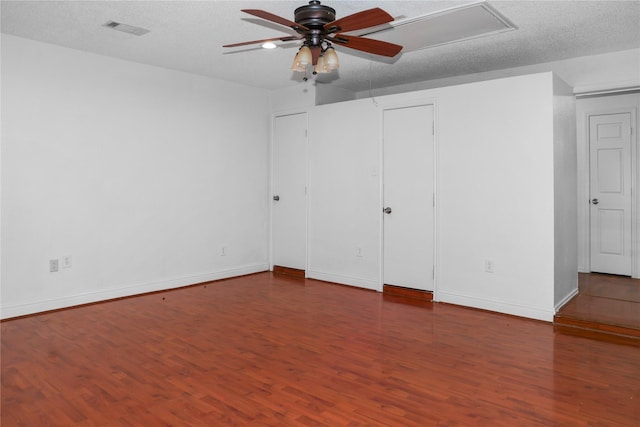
[383,105,434,290]
[272,112,307,271]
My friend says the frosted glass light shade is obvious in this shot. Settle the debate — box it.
[314,55,330,74]
[297,46,312,65]
[291,56,306,72]
[291,45,313,72]
[324,47,339,70]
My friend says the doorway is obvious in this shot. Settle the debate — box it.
[578,93,639,278]
[576,93,640,318]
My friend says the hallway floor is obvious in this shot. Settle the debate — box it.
[554,273,640,342]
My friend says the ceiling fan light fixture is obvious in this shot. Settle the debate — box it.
[291,58,306,72]
[225,2,399,80]
[314,54,330,74]
[291,45,313,72]
[297,45,313,65]
[323,46,339,70]
[291,53,306,72]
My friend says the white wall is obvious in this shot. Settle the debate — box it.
[2,34,581,322]
[553,75,578,309]
[269,83,317,112]
[430,74,558,321]
[306,73,568,321]
[1,35,271,318]
[357,48,640,99]
[315,83,356,106]
[268,81,356,110]
[307,99,380,289]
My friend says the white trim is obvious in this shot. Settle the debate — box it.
[0,263,269,320]
[304,112,310,277]
[269,113,274,270]
[358,1,516,50]
[574,80,640,97]
[578,109,591,273]
[377,101,385,292]
[306,270,379,291]
[554,287,579,313]
[632,108,639,278]
[437,291,554,322]
[433,101,441,302]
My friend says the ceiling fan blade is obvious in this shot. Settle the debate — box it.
[223,36,302,48]
[324,8,394,33]
[241,9,309,33]
[328,34,403,57]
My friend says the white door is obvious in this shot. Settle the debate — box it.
[383,105,434,291]
[589,112,632,276]
[272,113,307,271]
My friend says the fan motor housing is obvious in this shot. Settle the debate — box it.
[295,0,336,28]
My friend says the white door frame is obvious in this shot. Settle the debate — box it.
[269,110,309,272]
[578,102,638,277]
[377,99,439,296]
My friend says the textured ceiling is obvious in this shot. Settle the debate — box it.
[1,0,639,92]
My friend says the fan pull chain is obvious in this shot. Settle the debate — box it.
[369,60,378,106]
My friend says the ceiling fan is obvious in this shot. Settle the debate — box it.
[223,0,403,77]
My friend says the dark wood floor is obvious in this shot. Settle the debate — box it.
[2,272,639,426]
[555,273,640,340]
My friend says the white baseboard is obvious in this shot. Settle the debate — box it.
[0,263,269,320]
[554,287,579,313]
[436,291,554,322]
[306,270,379,291]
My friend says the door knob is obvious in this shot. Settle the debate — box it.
[591,198,599,205]
[384,207,392,214]
[273,195,280,201]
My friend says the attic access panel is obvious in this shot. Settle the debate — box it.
[356,2,516,53]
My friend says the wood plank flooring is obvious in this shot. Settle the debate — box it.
[2,272,639,426]
[555,273,640,340]
[382,284,433,302]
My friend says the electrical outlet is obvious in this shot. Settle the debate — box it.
[485,260,494,273]
[220,246,227,256]
[62,255,72,269]
[356,247,363,257]
[50,259,59,273]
